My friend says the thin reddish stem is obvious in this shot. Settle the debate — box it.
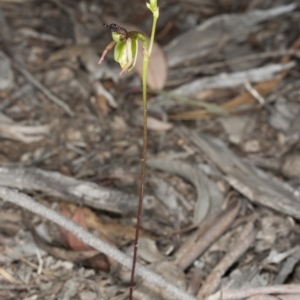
[128,46,148,300]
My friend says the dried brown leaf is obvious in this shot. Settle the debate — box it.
[66,204,154,245]
[170,79,280,120]
[67,207,91,251]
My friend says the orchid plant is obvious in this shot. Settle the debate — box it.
[98,1,159,299]
[98,23,145,75]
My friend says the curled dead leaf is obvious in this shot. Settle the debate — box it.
[59,204,113,271]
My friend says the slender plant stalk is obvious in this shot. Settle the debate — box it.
[129,12,159,300]
[97,3,159,298]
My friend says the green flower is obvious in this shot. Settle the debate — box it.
[98,24,139,75]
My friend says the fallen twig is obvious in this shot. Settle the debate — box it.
[180,128,300,220]
[174,198,241,270]
[173,62,295,96]
[0,166,154,215]
[207,285,300,300]
[197,222,256,298]
[13,62,74,117]
[0,122,50,143]
[171,49,300,78]
[0,187,198,300]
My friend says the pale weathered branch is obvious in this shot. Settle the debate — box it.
[0,187,198,300]
[0,166,156,216]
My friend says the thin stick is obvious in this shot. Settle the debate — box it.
[0,187,198,300]
[244,81,265,105]
[208,284,300,300]
[198,222,256,298]
[13,62,74,117]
